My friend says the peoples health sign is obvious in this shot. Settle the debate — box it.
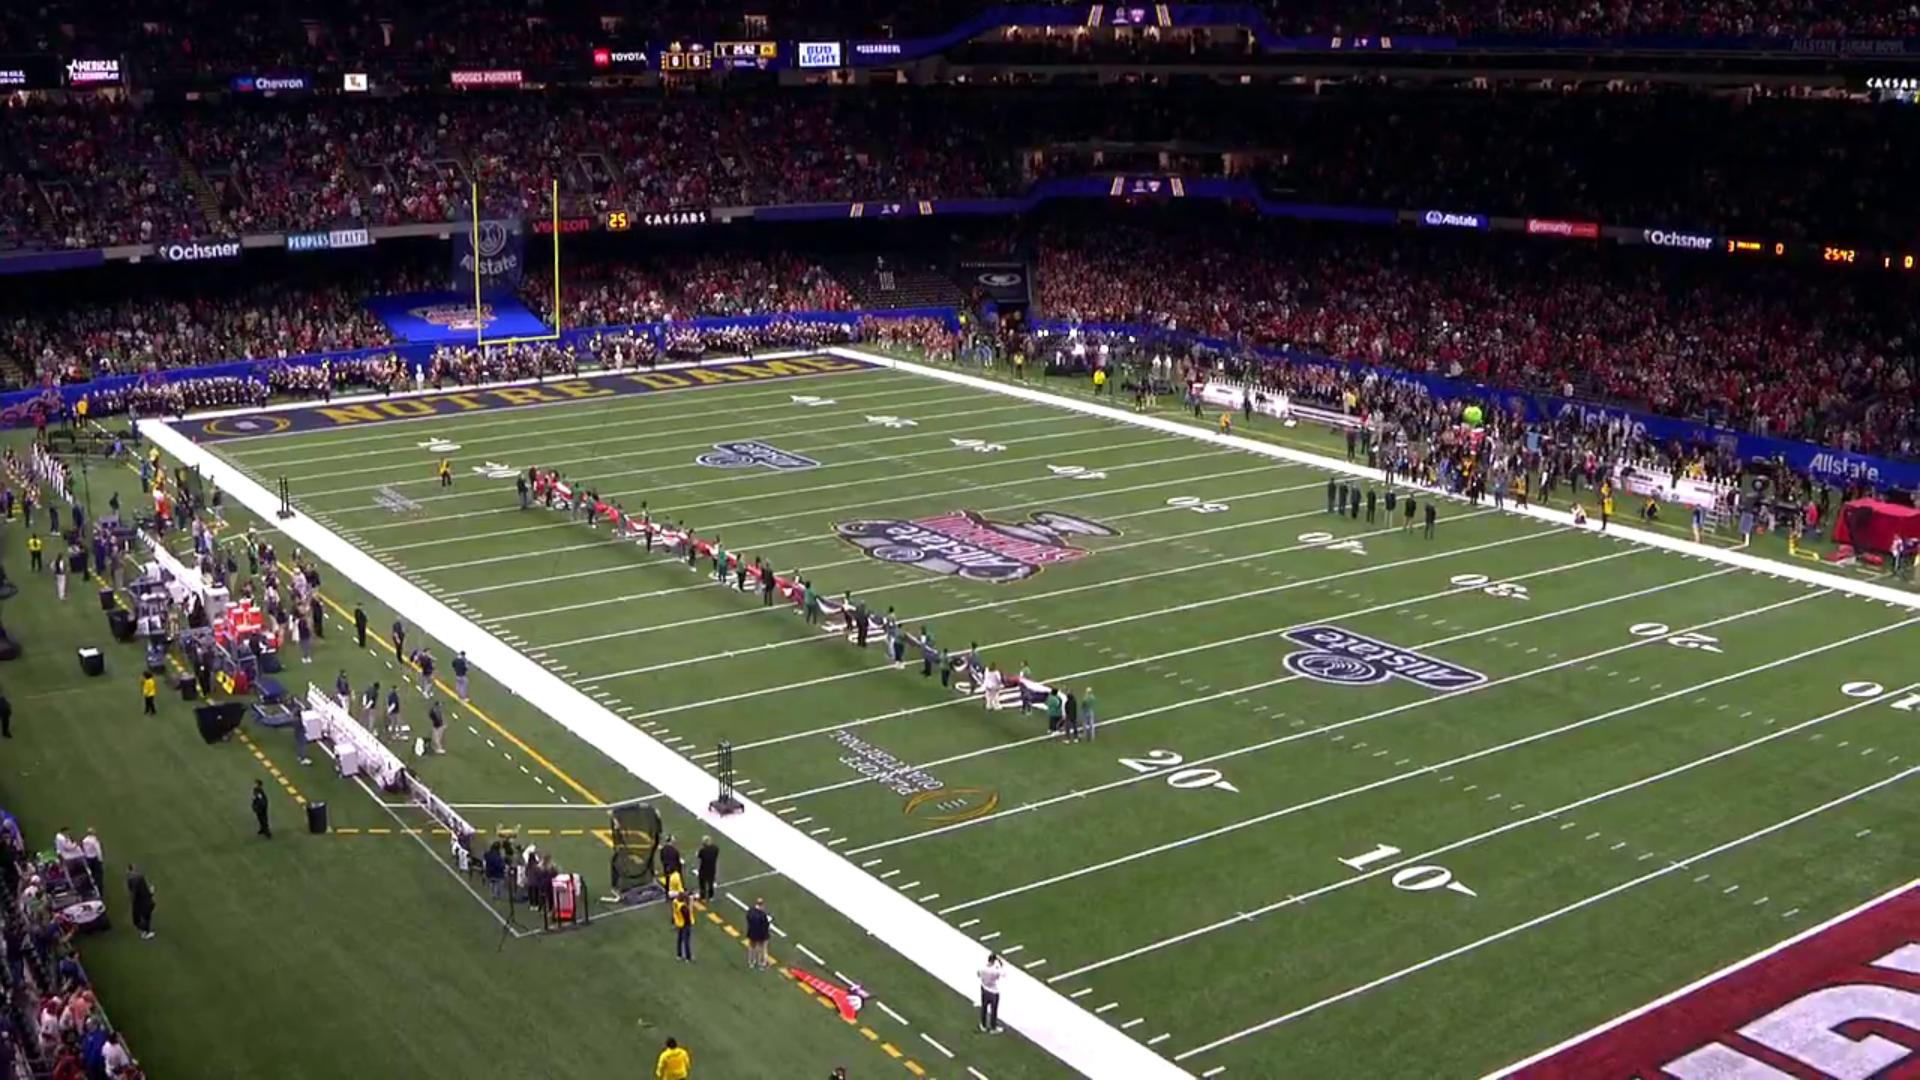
[286,229,373,253]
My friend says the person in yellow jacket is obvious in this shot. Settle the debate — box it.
[437,458,453,488]
[26,533,43,572]
[654,1037,690,1080]
[141,673,157,716]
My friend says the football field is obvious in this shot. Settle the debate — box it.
[178,353,1920,1078]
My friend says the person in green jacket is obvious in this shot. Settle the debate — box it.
[1046,689,1064,734]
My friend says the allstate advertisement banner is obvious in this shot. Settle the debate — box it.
[449,218,525,293]
[364,291,550,344]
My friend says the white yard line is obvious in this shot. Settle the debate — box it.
[768,552,1689,807]
[401,428,1181,572]
[532,479,1330,652]
[833,348,1920,613]
[303,405,1111,498]
[1484,875,1920,1077]
[687,519,1559,754]
[593,508,1509,695]
[401,431,1205,570]
[1048,680,1919,983]
[379,437,1236,558]
[211,350,877,451]
[1171,762,1920,1062]
[928,593,1875,913]
[462,457,1294,609]
[253,378,955,470]
[146,416,1189,1080]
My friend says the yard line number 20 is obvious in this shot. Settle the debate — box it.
[1116,748,1239,793]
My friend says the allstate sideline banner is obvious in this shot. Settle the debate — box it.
[365,291,550,344]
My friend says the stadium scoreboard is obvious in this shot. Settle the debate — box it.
[714,40,780,68]
[657,40,777,71]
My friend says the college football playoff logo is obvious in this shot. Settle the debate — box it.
[833,510,1115,582]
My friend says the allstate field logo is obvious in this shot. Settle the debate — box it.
[833,510,1115,583]
[1282,626,1486,691]
[696,440,821,472]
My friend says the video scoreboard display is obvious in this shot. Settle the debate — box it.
[658,40,778,71]
[713,40,779,68]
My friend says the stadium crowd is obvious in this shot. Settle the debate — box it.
[1037,223,1920,459]
[3,0,1916,76]
[6,90,1920,252]
[0,815,141,1078]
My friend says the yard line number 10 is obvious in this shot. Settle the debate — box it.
[1338,842,1478,898]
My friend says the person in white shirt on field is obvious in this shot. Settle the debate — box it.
[977,952,1004,1033]
[981,665,1003,711]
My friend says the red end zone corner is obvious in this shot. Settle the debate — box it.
[1496,880,1919,1079]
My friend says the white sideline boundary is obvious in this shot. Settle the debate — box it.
[1483,876,1919,1077]
[140,416,1188,1079]
[827,348,1920,613]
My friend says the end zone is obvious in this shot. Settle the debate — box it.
[176,353,877,441]
[1490,879,1919,1078]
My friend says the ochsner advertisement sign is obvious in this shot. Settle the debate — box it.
[1642,228,1718,251]
[1420,209,1487,230]
[155,239,242,263]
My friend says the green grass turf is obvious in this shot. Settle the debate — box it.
[0,426,1062,1080]
[15,355,1918,1079]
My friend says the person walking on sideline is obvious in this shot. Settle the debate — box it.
[695,836,719,901]
[353,602,368,648]
[978,952,1005,1033]
[452,651,470,702]
[141,673,157,716]
[672,892,695,962]
[745,899,773,970]
[655,1037,691,1080]
[428,698,446,755]
[1081,687,1098,741]
[251,779,271,838]
[27,533,42,572]
[53,553,66,600]
[126,865,155,940]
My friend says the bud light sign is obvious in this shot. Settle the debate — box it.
[797,41,843,68]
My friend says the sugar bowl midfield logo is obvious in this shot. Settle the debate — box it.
[695,440,820,472]
[1281,625,1486,691]
[834,510,1116,582]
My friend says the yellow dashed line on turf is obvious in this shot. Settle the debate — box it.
[148,440,941,1080]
